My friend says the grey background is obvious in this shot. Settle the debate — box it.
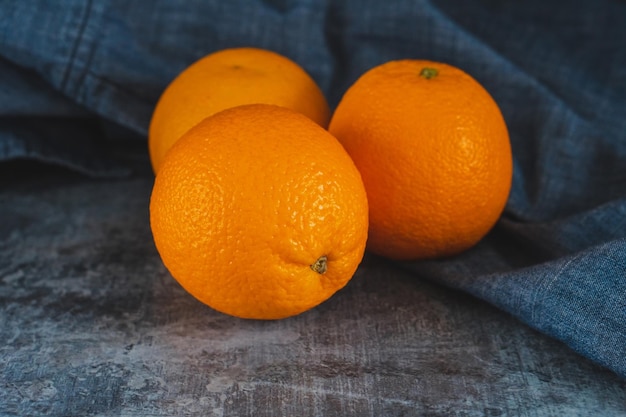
[1,158,625,416]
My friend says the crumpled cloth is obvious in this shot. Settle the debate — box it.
[1,1,624,378]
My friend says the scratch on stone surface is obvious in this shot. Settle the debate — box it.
[206,376,239,393]
[244,380,416,407]
[17,379,58,401]
[2,268,25,284]
[106,327,301,363]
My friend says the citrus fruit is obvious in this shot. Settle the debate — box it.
[149,104,368,319]
[329,60,513,260]
[148,47,330,173]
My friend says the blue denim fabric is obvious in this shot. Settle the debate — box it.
[1,1,625,378]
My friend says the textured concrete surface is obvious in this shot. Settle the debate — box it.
[1,161,625,416]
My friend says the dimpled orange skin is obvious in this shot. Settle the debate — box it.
[149,104,369,320]
[148,47,330,173]
[329,60,513,260]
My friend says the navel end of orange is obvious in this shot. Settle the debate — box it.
[310,255,328,274]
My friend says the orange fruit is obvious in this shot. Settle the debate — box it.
[149,104,368,319]
[148,47,330,173]
[329,60,513,260]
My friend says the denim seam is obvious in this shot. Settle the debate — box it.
[59,0,94,94]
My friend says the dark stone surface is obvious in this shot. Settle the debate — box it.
[1,161,625,416]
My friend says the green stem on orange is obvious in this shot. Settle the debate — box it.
[419,67,439,79]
